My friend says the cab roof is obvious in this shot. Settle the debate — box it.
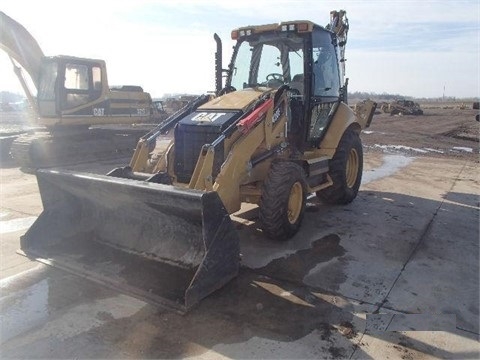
[231,20,324,40]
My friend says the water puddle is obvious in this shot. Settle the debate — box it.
[242,155,414,268]
[0,268,146,345]
[0,279,49,343]
[0,216,37,234]
[363,154,413,184]
[256,234,345,284]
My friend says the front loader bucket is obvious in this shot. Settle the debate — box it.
[20,169,240,313]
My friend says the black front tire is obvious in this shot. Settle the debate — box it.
[259,162,307,241]
[316,129,363,205]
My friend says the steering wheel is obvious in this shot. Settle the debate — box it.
[266,73,284,82]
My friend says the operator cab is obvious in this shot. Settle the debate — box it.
[36,56,151,123]
[37,56,106,117]
[226,21,346,151]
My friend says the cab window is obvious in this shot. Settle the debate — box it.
[92,66,102,91]
[256,44,282,83]
[62,63,102,110]
[311,30,340,98]
[65,64,89,90]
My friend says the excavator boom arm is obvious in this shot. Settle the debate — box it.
[0,11,44,89]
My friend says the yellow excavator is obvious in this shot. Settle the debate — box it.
[0,11,165,168]
[19,10,376,312]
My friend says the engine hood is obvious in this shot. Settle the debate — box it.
[199,88,271,112]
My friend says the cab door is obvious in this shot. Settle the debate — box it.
[60,61,102,113]
[306,27,341,147]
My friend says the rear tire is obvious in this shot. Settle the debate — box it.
[259,162,307,241]
[316,129,363,205]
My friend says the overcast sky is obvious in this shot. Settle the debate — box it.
[1,0,479,98]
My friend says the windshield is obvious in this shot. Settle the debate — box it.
[230,32,305,91]
[38,60,58,101]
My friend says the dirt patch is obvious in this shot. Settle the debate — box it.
[363,108,479,161]
[337,321,357,339]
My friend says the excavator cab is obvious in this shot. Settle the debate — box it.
[33,55,153,126]
[37,56,106,117]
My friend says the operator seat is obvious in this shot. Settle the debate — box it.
[289,74,304,95]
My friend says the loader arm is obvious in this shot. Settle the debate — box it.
[213,99,278,214]
[189,93,289,214]
[128,94,211,172]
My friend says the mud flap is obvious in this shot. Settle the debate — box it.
[19,169,240,313]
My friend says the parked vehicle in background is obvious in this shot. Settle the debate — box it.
[381,99,424,115]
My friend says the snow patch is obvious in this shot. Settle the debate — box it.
[451,146,473,153]
[374,144,428,154]
[363,155,413,184]
[423,148,444,154]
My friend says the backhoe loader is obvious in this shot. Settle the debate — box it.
[0,11,165,168]
[20,10,376,313]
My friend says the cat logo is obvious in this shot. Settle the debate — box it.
[191,112,226,123]
[93,108,105,116]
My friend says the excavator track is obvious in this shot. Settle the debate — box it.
[11,128,147,170]
[0,131,23,161]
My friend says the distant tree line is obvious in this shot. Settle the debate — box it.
[0,91,24,104]
[348,91,478,102]
[348,91,408,101]
[0,89,476,104]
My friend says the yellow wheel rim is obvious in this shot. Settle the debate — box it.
[346,148,359,188]
[287,182,303,224]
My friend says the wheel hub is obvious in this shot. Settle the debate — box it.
[287,181,303,224]
[346,148,359,188]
